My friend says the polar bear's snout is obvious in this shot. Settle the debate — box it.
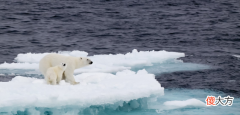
[87,59,93,64]
[89,61,93,64]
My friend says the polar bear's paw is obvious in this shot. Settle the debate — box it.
[72,81,80,85]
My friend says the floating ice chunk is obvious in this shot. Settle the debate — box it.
[0,62,38,69]
[0,70,163,113]
[58,50,88,57]
[14,49,184,64]
[15,51,88,63]
[1,50,185,74]
[14,53,50,63]
[163,98,206,110]
[90,49,184,67]
[0,50,210,77]
[233,55,240,59]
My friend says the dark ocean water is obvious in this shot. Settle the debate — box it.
[0,0,240,97]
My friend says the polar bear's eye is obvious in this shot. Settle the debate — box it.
[63,64,66,66]
[80,58,82,60]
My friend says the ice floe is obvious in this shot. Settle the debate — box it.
[0,49,186,74]
[0,69,163,113]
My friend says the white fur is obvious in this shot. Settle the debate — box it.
[46,63,67,85]
[39,53,92,85]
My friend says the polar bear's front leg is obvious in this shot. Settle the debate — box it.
[48,75,57,85]
[51,79,57,85]
[63,71,79,85]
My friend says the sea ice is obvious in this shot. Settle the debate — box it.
[233,55,240,59]
[0,49,215,115]
[0,49,185,74]
[0,69,163,113]
[163,98,206,109]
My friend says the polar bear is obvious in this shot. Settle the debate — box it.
[46,63,67,85]
[39,53,93,85]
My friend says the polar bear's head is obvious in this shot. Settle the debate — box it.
[59,63,67,71]
[77,57,93,68]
